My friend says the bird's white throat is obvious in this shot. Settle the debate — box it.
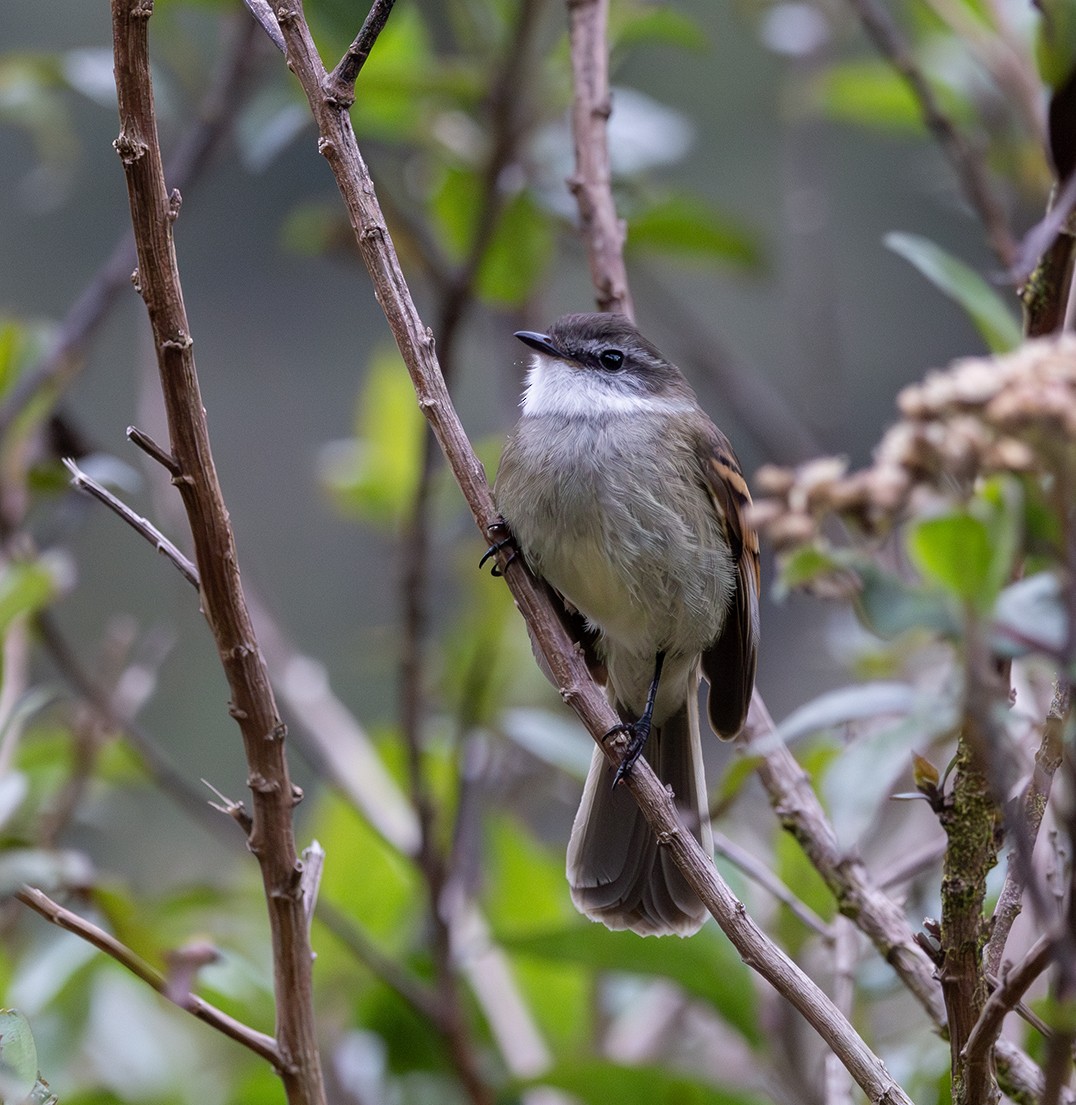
[520,355,696,419]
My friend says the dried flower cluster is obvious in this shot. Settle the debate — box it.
[750,336,1076,551]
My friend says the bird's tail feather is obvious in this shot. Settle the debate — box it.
[566,680,712,937]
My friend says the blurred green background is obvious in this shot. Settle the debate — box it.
[0,0,1052,1101]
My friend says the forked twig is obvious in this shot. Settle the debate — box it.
[16,886,280,1066]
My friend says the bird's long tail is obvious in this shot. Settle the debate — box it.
[566,676,712,937]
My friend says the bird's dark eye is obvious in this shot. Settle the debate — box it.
[598,348,624,371]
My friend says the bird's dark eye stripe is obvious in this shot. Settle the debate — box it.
[598,348,624,371]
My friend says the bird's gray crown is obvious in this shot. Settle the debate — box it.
[517,313,692,399]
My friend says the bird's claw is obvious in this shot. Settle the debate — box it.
[480,519,518,577]
[605,720,651,788]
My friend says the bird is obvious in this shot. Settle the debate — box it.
[493,312,759,937]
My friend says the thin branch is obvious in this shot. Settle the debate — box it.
[0,14,260,441]
[63,458,200,588]
[712,830,830,937]
[242,0,285,54]
[825,918,858,1105]
[263,6,913,1101]
[965,935,1058,1086]
[110,4,323,1101]
[565,0,634,318]
[393,4,544,1102]
[326,0,397,101]
[844,0,1017,269]
[743,695,1069,1105]
[16,886,280,1066]
[127,424,181,475]
[985,687,1068,976]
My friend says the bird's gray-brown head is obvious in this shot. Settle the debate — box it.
[515,313,697,418]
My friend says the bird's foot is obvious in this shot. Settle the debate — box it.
[480,517,518,577]
[605,718,652,788]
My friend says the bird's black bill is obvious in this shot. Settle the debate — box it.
[514,330,562,358]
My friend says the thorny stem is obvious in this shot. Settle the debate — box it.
[109,3,324,1101]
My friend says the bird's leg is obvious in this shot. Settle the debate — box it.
[608,651,666,787]
[479,517,518,576]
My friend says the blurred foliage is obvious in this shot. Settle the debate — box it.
[1,0,1075,1104]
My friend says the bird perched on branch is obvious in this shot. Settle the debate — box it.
[493,312,760,937]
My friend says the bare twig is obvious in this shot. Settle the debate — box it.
[825,918,858,1105]
[326,0,397,101]
[242,0,285,53]
[35,610,234,844]
[16,886,280,1066]
[63,458,199,588]
[110,3,323,1101]
[712,829,830,937]
[260,6,914,1100]
[127,424,181,475]
[985,687,1068,976]
[844,0,1017,269]
[565,0,634,317]
[965,933,1058,1090]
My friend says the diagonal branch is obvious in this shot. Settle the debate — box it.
[844,0,1017,269]
[110,3,324,1102]
[16,886,280,1066]
[260,6,913,1102]
[964,934,1058,1083]
[325,0,397,102]
[63,458,199,588]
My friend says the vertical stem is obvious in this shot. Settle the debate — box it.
[940,722,1001,1105]
[566,0,634,318]
[110,4,324,1102]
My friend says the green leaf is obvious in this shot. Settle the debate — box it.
[319,346,424,527]
[525,1059,769,1105]
[907,511,995,607]
[775,545,843,596]
[501,922,761,1046]
[0,558,62,637]
[854,562,960,638]
[476,190,555,306]
[626,195,761,267]
[432,168,554,306]
[885,233,1021,352]
[810,61,934,132]
[611,7,709,52]
[1036,0,1076,88]
[0,1009,38,1103]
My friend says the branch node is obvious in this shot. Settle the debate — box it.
[202,776,250,822]
[161,331,193,351]
[228,701,249,721]
[248,772,281,795]
[168,188,183,221]
[113,132,148,165]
